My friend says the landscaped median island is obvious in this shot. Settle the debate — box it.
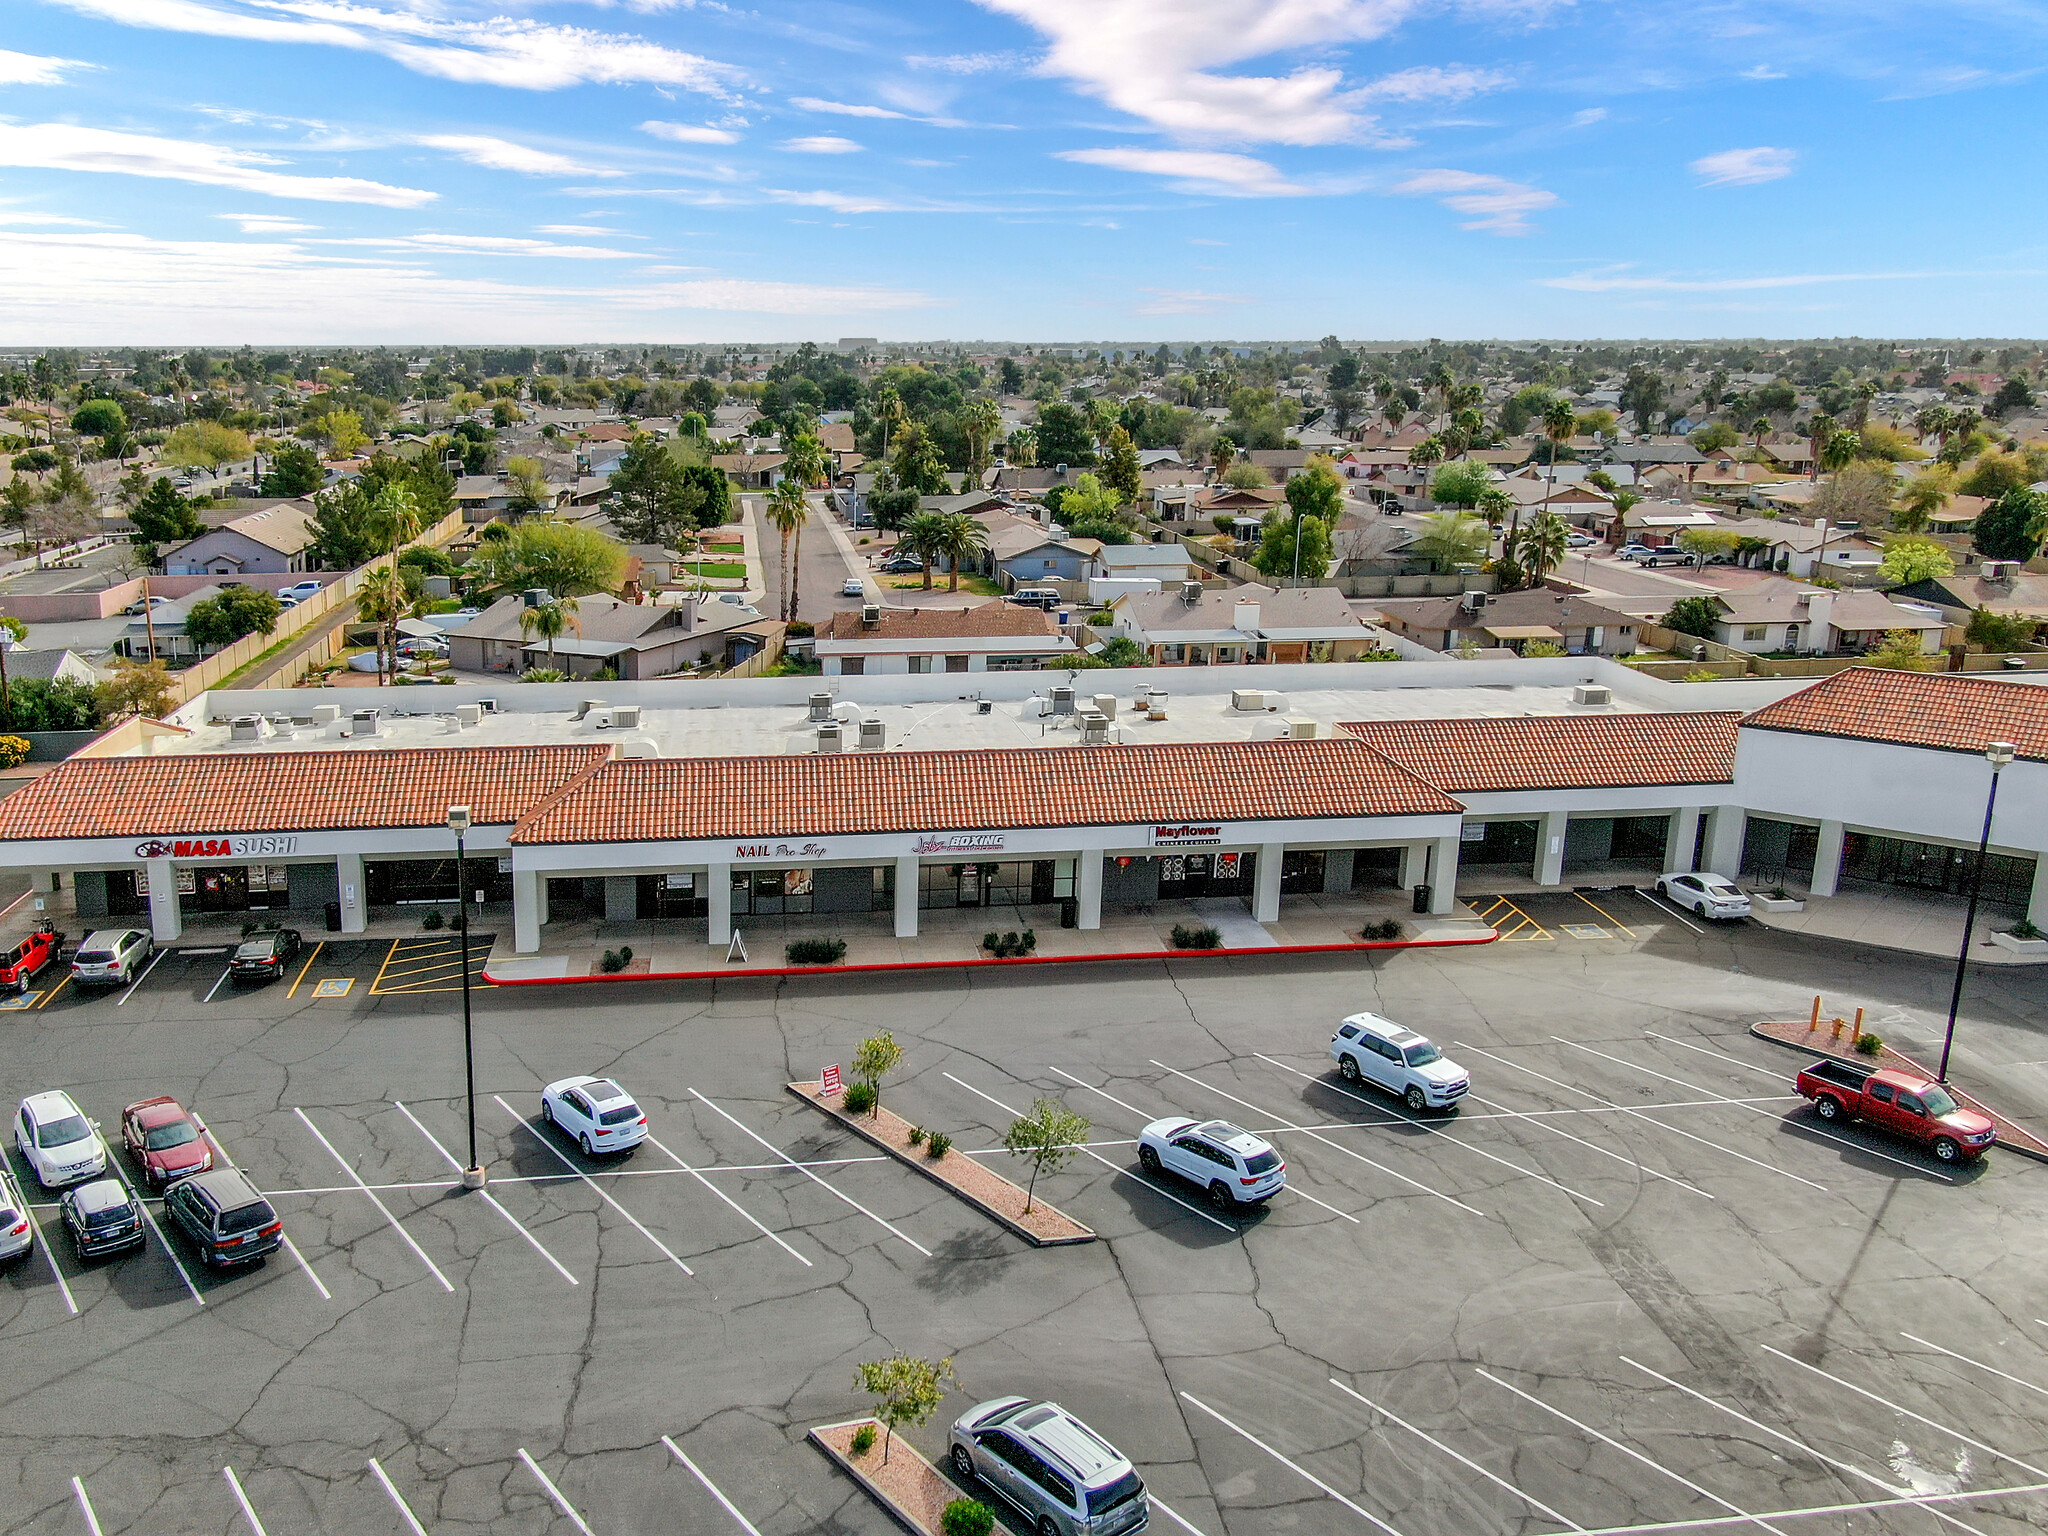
[788,1078,1095,1246]
[810,1418,961,1536]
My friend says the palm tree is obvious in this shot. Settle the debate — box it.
[354,563,409,686]
[933,512,991,593]
[1209,436,1236,480]
[518,598,579,670]
[899,511,949,591]
[1380,395,1405,436]
[964,397,1002,479]
[1914,403,1955,456]
[783,430,827,489]
[873,384,904,464]
[1819,430,1860,475]
[1805,412,1836,483]
[1749,416,1771,461]
[1406,436,1444,468]
[1513,512,1571,587]
[1893,465,1954,534]
[1539,397,1577,551]
[1427,363,1455,432]
[765,477,807,622]
[1409,510,1487,572]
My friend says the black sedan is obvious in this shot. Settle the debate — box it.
[230,927,303,982]
[62,1179,146,1258]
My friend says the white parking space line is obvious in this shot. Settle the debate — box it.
[1567,1482,2048,1536]
[1179,1391,1408,1536]
[663,1436,764,1535]
[24,1202,80,1315]
[1244,1055,1608,1208]
[1327,1377,1584,1530]
[293,1108,456,1293]
[1557,1038,1952,1181]
[1455,1043,1831,1193]
[190,1112,331,1300]
[103,1156,204,1306]
[391,1100,578,1287]
[115,949,167,1005]
[1048,1065,1357,1223]
[1476,1370,1790,1536]
[1147,1062,1487,1218]
[643,1129,811,1267]
[1900,1331,2048,1402]
[1148,1492,1213,1536]
[517,1448,595,1536]
[222,1465,269,1536]
[1642,1032,1790,1082]
[1619,1355,1994,1536]
[70,1476,104,1536]
[202,966,233,1004]
[1459,1088,1716,1201]
[368,1457,430,1536]
[493,1096,698,1276]
[943,1071,1235,1233]
[690,1089,932,1257]
[1636,888,1704,933]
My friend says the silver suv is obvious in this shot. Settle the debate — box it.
[70,929,154,987]
[950,1397,1149,1535]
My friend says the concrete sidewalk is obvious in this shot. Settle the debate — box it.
[484,890,1496,983]
[1749,883,2047,966]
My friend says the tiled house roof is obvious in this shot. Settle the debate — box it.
[1742,669,2048,762]
[1341,713,1740,792]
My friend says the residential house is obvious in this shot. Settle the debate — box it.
[1095,542,1201,585]
[0,648,97,687]
[448,594,773,679]
[1374,588,1640,657]
[162,501,320,576]
[1701,579,1948,655]
[1111,582,1376,665]
[813,604,1077,675]
[710,453,787,490]
[1248,449,1313,480]
[1892,563,2048,632]
[991,525,1101,590]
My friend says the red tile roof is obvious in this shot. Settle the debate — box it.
[0,745,611,842]
[1340,712,1739,793]
[511,737,1462,844]
[1742,668,2048,762]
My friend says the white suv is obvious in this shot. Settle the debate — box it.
[1331,1014,1469,1112]
[15,1091,109,1189]
[1136,1118,1285,1210]
[540,1076,648,1156]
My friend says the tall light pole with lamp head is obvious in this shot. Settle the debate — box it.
[448,804,485,1189]
[1937,741,2018,1084]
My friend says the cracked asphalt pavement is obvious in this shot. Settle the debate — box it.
[3,909,2046,1535]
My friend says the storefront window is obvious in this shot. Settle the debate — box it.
[919,860,1067,909]
[730,868,813,915]
[1841,835,2035,907]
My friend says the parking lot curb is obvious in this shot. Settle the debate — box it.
[1749,1022,2048,1165]
[808,1419,954,1536]
[483,929,1498,987]
[787,1082,1096,1247]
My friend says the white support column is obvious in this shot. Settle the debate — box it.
[706,861,732,947]
[2029,854,2048,933]
[1397,839,1430,890]
[1076,850,1104,931]
[145,858,181,943]
[513,867,543,953]
[1253,842,1284,922]
[336,851,366,934]
[1703,805,1747,875]
[1810,820,1846,898]
[1427,836,1460,915]
[1535,811,1568,887]
[1664,808,1702,875]
[893,855,919,939]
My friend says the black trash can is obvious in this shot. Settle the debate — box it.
[1060,896,1079,929]
[1412,884,1430,914]
[324,900,342,932]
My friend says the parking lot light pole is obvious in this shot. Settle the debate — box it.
[448,804,485,1189]
[1938,741,2017,1084]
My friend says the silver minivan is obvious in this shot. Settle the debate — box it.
[0,1163,33,1264]
[70,929,153,987]
[950,1397,1149,1535]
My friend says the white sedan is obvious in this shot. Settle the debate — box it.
[1136,1117,1285,1210]
[1656,871,1753,920]
[15,1091,109,1190]
[841,577,866,597]
[539,1076,648,1157]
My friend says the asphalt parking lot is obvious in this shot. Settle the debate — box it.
[4,904,2047,1536]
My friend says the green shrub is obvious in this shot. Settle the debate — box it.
[942,1498,995,1536]
[1362,918,1402,941]
[599,948,626,973]
[925,1131,951,1159]
[842,1081,877,1114]
[849,1424,877,1457]
[1020,928,1036,953]
[787,937,848,965]
[619,945,633,963]
[422,910,444,931]
[1170,923,1222,950]
[2012,918,2044,941]
[1853,1031,1883,1056]
[906,1124,926,1146]
[983,931,999,953]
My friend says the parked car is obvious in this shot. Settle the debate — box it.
[1796,1059,1997,1163]
[1330,1014,1470,1112]
[840,577,865,597]
[69,928,153,987]
[1639,548,1698,567]
[279,581,323,602]
[1656,872,1752,920]
[949,1397,1150,1536]
[396,636,449,658]
[0,923,64,994]
[540,1076,648,1156]
[0,1163,34,1265]
[61,1178,146,1259]
[1616,544,1654,562]
[1136,1117,1285,1210]
[15,1091,108,1189]
[229,927,303,983]
[163,1167,281,1268]
[121,1096,213,1189]
[1565,532,1599,548]
[1008,587,1061,610]
[877,555,923,573]
[123,595,173,616]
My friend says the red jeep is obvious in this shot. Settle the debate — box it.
[0,925,64,995]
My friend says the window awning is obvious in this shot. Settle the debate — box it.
[1482,624,1564,641]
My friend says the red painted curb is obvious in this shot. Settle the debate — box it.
[483,930,1498,986]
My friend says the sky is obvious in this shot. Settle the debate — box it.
[2,0,2046,346]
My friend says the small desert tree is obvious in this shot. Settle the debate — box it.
[851,1031,903,1112]
[1001,1098,1090,1215]
[853,1353,955,1465]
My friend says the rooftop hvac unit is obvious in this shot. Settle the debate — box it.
[1050,685,1075,715]
[351,709,379,738]
[612,704,641,729]
[230,715,263,743]
[1232,688,1265,712]
[477,698,498,713]
[815,722,843,753]
[808,690,835,722]
[572,698,608,721]
[1984,560,2018,583]
[1091,693,1118,720]
[1461,590,1488,613]
[858,717,886,751]
[1572,684,1612,707]
[861,604,882,626]
[455,703,483,728]
[521,588,553,608]
[310,703,341,725]
[1287,717,1318,740]
[1078,710,1110,744]
[587,707,615,730]
[1180,580,1204,605]
[1146,691,1168,721]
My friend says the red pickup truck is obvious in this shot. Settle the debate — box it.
[1796,1058,1997,1163]
[0,926,64,995]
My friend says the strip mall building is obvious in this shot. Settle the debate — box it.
[0,662,2041,950]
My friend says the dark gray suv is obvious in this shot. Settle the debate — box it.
[164,1168,281,1268]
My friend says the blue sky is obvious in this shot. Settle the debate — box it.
[2,0,2045,345]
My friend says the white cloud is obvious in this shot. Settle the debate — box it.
[316,233,642,259]
[628,279,930,314]
[219,212,317,233]
[974,0,1417,144]
[1189,237,1227,245]
[1358,65,1510,103]
[1691,146,1796,186]
[1741,65,1786,81]
[417,134,619,177]
[1057,147,1311,197]
[42,0,747,94]
[1393,168,1556,233]
[1570,107,1606,126]
[781,136,865,154]
[1538,267,1966,292]
[0,49,94,85]
[536,224,622,235]
[640,120,742,144]
[0,122,436,206]
[1135,287,1251,314]
[905,51,1035,74]
[789,97,913,120]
